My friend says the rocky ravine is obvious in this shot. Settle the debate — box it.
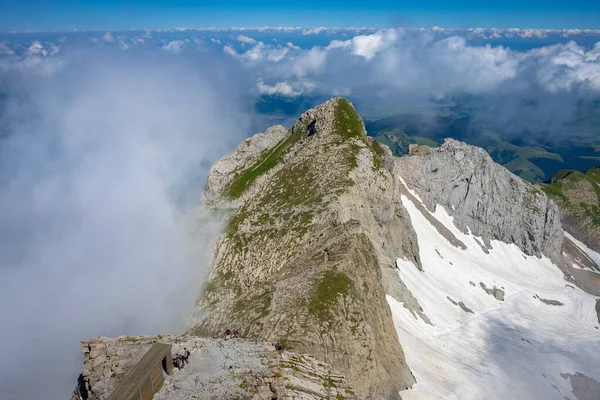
[191,98,566,399]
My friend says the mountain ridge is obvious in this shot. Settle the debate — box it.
[72,97,600,400]
[191,97,420,398]
[190,97,575,398]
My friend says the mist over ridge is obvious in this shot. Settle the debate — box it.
[0,49,251,399]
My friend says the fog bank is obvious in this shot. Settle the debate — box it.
[0,50,249,399]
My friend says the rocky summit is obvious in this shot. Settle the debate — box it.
[73,98,600,400]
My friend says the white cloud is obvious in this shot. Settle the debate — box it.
[103,32,115,43]
[267,46,288,62]
[223,45,237,56]
[257,80,297,96]
[223,41,293,64]
[326,39,350,50]
[350,29,399,60]
[162,40,187,53]
[285,46,327,78]
[302,27,328,35]
[26,40,45,56]
[237,35,257,45]
[256,79,315,96]
[224,28,600,101]
[241,42,266,61]
[0,42,15,55]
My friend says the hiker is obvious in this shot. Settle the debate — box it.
[172,355,181,370]
[183,347,191,363]
[177,355,184,370]
[273,343,283,351]
[233,330,239,338]
[225,329,233,340]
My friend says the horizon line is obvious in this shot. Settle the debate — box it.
[2,26,600,34]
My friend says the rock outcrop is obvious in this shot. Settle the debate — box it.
[204,125,288,203]
[395,139,564,262]
[75,337,155,400]
[191,98,418,399]
[74,335,356,400]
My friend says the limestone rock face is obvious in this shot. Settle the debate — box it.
[71,98,585,399]
[395,139,564,262]
[204,125,287,203]
[74,336,357,400]
[192,98,417,399]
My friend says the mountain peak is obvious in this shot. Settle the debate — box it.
[194,97,415,399]
[204,97,381,204]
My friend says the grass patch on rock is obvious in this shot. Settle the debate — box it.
[226,128,302,199]
[334,98,384,172]
[308,270,354,323]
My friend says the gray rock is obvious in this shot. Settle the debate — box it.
[480,282,505,301]
[395,139,564,263]
[194,100,573,399]
[195,98,416,399]
[458,302,474,314]
[75,336,358,400]
[561,372,600,400]
[538,297,564,306]
[204,125,287,203]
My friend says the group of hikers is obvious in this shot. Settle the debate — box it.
[224,329,239,339]
[172,347,191,370]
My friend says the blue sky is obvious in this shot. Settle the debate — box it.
[1,0,600,31]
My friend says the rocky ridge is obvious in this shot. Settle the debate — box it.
[192,97,569,398]
[397,140,564,262]
[71,97,580,400]
[192,98,420,399]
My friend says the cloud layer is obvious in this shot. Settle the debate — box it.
[223,29,600,100]
[0,50,249,399]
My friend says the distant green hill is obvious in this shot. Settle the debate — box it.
[365,113,564,182]
[540,167,600,252]
[254,95,600,182]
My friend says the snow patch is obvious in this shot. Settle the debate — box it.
[398,175,424,203]
[388,194,600,399]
